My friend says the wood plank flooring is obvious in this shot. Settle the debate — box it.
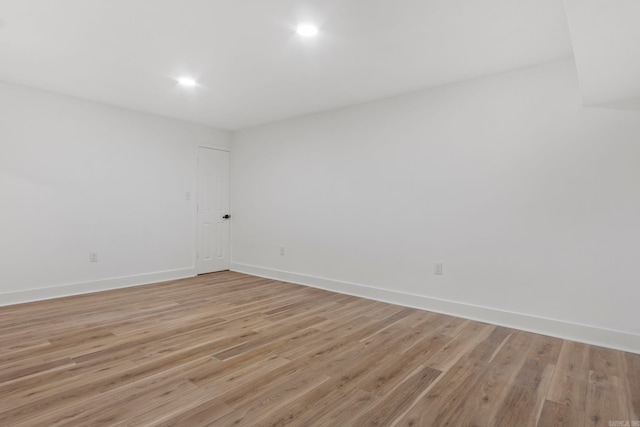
[0,271,638,426]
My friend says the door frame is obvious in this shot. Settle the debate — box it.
[194,144,231,274]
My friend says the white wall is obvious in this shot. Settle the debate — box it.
[0,82,230,303]
[231,58,640,352]
[565,0,640,109]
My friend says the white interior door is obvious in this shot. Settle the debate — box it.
[197,147,230,274]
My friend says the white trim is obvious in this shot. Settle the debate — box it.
[231,262,640,354]
[197,143,231,152]
[0,268,196,307]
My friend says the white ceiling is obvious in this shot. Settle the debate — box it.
[565,0,640,110]
[0,0,573,130]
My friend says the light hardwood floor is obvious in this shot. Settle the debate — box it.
[0,271,638,426]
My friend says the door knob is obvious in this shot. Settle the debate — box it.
[222,214,230,219]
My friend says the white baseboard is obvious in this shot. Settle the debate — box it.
[231,262,640,355]
[0,268,196,307]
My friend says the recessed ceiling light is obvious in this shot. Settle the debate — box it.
[296,23,318,37]
[177,77,197,87]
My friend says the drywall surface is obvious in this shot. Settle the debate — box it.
[565,0,640,109]
[231,58,640,348]
[0,82,230,302]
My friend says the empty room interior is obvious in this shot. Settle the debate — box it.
[1,1,640,426]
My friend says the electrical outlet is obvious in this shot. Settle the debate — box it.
[280,247,285,256]
[434,262,443,275]
[89,252,98,263]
